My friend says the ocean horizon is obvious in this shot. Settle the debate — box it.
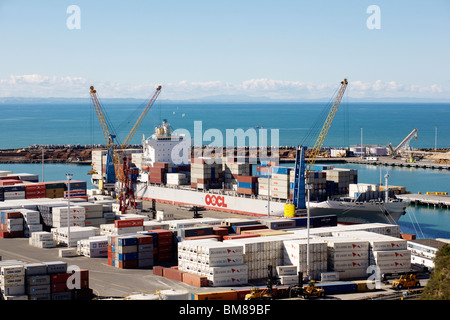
[1,101,449,150]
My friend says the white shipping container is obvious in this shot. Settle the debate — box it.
[209,274,248,287]
[276,265,298,276]
[371,250,411,262]
[279,275,299,285]
[0,265,24,277]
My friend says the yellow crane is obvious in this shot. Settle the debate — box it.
[306,78,348,174]
[89,85,162,213]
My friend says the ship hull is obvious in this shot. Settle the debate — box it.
[308,200,408,224]
[135,183,408,224]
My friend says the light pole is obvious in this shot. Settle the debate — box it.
[66,173,73,247]
[306,183,312,281]
[435,126,438,152]
[360,127,364,159]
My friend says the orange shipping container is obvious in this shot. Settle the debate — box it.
[193,291,238,300]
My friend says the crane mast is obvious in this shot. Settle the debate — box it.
[293,78,348,210]
[306,78,348,174]
[90,85,162,214]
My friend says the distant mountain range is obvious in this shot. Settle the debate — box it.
[0,95,449,104]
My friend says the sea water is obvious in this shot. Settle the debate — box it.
[0,101,449,239]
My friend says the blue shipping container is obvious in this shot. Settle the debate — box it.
[118,237,138,246]
[237,182,257,189]
[118,252,138,261]
[316,282,357,295]
[271,166,290,175]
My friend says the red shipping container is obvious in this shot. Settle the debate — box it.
[25,183,46,191]
[51,273,71,284]
[153,162,169,169]
[114,219,144,228]
[0,176,19,180]
[213,227,229,237]
[151,229,173,239]
[0,180,22,186]
[235,224,267,235]
[163,267,184,282]
[3,211,22,219]
[182,273,208,287]
[237,187,256,195]
[0,231,10,238]
[158,245,172,253]
[118,260,137,269]
[237,175,258,183]
[157,252,173,261]
[137,235,153,245]
[71,269,89,280]
[153,266,165,276]
[51,283,69,293]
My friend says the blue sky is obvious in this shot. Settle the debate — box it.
[0,0,449,100]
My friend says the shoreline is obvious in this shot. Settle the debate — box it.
[1,145,450,170]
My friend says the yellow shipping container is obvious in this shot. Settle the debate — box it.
[352,280,377,292]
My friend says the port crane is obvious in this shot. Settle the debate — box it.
[387,128,418,158]
[293,78,349,209]
[89,85,162,214]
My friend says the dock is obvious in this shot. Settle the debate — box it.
[397,194,450,208]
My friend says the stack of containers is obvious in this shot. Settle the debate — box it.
[306,171,327,201]
[0,210,24,238]
[236,175,258,195]
[225,235,299,280]
[178,240,247,287]
[24,263,50,300]
[333,230,410,274]
[257,177,270,196]
[320,236,370,279]
[222,158,251,189]
[44,181,65,199]
[131,152,144,169]
[282,239,328,280]
[136,234,154,268]
[64,180,87,201]
[108,234,154,269]
[91,149,107,182]
[143,229,174,262]
[37,202,69,230]
[112,235,138,269]
[276,265,300,285]
[77,236,108,258]
[19,209,43,237]
[190,157,223,189]
[166,173,188,186]
[76,202,105,227]
[3,185,26,201]
[51,206,86,228]
[8,173,39,182]
[149,162,167,184]
[323,168,357,196]
[0,263,25,299]
[29,231,56,248]
[25,183,46,199]
[270,166,291,200]
[53,226,100,247]
[114,218,144,234]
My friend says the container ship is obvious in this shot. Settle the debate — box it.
[90,121,409,225]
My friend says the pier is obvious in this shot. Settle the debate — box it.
[397,194,450,209]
